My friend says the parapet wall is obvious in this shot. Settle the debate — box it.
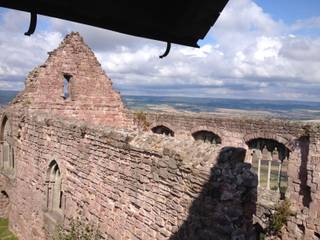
[145,112,307,145]
[0,110,257,240]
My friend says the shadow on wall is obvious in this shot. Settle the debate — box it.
[169,147,258,240]
[298,136,312,208]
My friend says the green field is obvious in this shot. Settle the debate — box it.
[0,219,17,240]
[252,160,288,192]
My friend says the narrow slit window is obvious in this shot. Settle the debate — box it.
[59,191,63,209]
[11,148,14,169]
[63,74,71,99]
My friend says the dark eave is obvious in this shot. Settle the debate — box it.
[0,0,229,47]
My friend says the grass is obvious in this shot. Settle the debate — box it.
[0,219,18,240]
[252,160,288,192]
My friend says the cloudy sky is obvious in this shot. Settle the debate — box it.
[0,0,320,101]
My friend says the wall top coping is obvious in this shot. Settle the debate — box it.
[143,111,316,126]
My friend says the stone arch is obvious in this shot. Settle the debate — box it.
[151,125,175,137]
[246,138,290,160]
[0,115,15,172]
[191,126,223,137]
[0,190,10,218]
[150,121,176,132]
[0,115,8,141]
[243,133,295,151]
[191,126,223,141]
[246,137,290,194]
[191,127,222,144]
[46,160,63,213]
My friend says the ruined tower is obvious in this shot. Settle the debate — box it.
[12,32,128,128]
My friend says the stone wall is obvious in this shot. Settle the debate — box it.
[0,111,257,240]
[142,112,320,239]
[302,126,320,240]
[11,32,129,128]
[2,108,320,239]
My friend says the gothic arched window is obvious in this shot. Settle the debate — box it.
[47,161,63,213]
[0,116,14,173]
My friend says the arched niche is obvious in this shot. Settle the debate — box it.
[0,116,15,173]
[192,130,221,144]
[151,125,174,137]
[246,138,289,194]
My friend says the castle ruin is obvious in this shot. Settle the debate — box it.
[1,33,320,240]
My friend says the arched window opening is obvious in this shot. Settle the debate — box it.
[151,125,174,137]
[192,130,221,144]
[63,74,72,100]
[0,116,14,173]
[247,138,289,195]
[47,161,63,213]
[10,148,14,170]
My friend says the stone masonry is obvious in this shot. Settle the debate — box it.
[0,33,320,240]
[145,112,320,239]
[12,32,128,128]
[0,111,257,240]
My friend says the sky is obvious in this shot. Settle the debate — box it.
[0,0,320,101]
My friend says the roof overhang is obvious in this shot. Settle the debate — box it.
[0,0,229,47]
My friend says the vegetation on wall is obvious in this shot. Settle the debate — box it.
[53,216,102,240]
[268,199,292,235]
[133,110,150,131]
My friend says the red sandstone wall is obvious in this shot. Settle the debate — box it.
[11,32,129,128]
[143,112,320,239]
[144,112,307,145]
[302,127,320,239]
[0,111,257,240]
[0,109,319,239]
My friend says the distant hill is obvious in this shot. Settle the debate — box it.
[1,90,320,120]
[0,90,19,106]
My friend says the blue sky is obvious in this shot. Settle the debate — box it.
[255,0,320,23]
[0,0,320,101]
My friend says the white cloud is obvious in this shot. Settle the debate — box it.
[0,10,63,89]
[0,0,320,101]
[291,16,320,31]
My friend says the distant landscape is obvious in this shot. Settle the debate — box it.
[1,90,320,120]
[124,95,320,120]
